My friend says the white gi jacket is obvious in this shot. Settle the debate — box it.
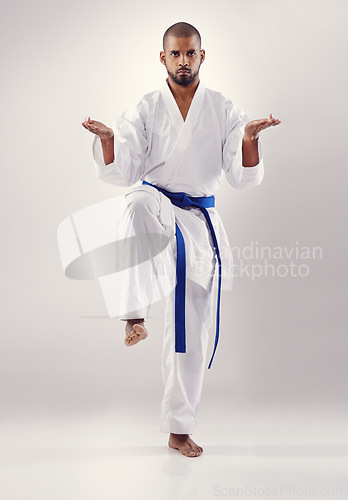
[92,80,264,294]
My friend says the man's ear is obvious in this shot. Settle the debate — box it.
[200,49,206,64]
[160,51,166,66]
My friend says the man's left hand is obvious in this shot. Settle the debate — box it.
[244,114,281,141]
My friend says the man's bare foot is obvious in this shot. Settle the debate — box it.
[168,433,203,458]
[124,319,148,346]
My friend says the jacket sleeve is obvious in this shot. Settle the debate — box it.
[92,102,147,187]
[222,100,264,190]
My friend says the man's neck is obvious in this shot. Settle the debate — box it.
[166,77,200,102]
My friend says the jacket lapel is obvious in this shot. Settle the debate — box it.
[158,80,205,187]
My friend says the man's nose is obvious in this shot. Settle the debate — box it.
[179,55,188,66]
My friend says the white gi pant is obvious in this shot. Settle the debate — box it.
[118,187,215,434]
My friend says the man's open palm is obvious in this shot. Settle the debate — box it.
[244,114,281,141]
[82,117,114,140]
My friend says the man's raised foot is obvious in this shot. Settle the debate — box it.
[124,319,148,346]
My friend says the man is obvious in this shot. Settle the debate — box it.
[82,22,280,458]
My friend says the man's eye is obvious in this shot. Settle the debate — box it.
[188,52,196,56]
[171,53,179,56]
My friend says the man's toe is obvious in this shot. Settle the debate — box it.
[193,445,203,455]
[186,449,195,457]
[125,332,136,344]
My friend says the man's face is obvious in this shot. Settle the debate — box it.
[160,35,205,87]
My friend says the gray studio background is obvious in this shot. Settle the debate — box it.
[1,0,347,427]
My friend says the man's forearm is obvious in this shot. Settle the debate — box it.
[101,136,115,165]
[242,137,259,167]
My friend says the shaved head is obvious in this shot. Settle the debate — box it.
[163,22,201,51]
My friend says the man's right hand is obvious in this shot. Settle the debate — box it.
[82,117,114,140]
[82,117,115,165]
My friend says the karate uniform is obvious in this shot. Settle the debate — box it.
[92,80,264,433]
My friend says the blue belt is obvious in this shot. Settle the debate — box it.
[142,180,222,369]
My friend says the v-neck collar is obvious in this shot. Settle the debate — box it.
[160,79,205,134]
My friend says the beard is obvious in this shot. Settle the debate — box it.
[166,65,200,87]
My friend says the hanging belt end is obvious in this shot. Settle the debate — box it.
[175,345,186,353]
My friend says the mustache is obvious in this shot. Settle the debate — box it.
[177,68,191,73]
